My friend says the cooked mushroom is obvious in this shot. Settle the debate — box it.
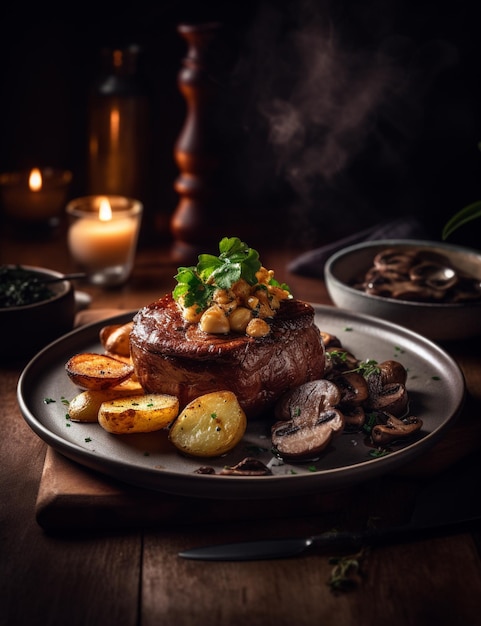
[371,413,423,445]
[324,346,359,376]
[378,360,407,386]
[220,457,272,476]
[274,378,341,421]
[409,260,458,291]
[366,382,409,417]
[342,405,366,431]
[373,249,417,275]
[329,371,369,407]
[355,246,481,303]
[320,331,342,348]
[366,360,407,398]
[272,379,345,461]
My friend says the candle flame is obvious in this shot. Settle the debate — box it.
[98,198,113,221]
[29,168,42,192]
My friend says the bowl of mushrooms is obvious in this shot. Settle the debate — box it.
[324,239,481,342]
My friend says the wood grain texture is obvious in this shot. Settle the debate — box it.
[2,239,481,626]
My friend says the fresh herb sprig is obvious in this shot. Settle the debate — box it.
[173,237,288,309]
[327,351,380,379]
[348,359,381,379]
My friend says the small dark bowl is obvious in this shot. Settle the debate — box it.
[0,265,76,361]
[324,239,481,342]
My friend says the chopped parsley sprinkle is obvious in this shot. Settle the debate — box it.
[369,448,391,458]
[0,265,55,307]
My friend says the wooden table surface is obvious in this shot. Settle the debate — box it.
[2,226,481,626]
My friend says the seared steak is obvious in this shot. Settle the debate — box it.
[130,294,325,418]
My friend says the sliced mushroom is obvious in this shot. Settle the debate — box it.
[330,371,369,407]
[366,382,409,417]
[373,249,418,275]
[343,405,366,431]
[366,360,407,398]
[371,413,423,445]
[272,379,345,461]
[274,378,341,421]
[220,457,272,476]
[324,346,359,376]
[409,261,458,291]
[357,246,481,303]
[271,408,345,461]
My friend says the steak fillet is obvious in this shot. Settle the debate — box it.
[130,294,325,418]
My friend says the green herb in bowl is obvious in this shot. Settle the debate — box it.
[0,265,55,308]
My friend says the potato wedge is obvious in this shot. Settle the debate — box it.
[168,391,247,457]
[65,353,134,390]
[98,394,179,434]
[68,388,140,423]
[100,322,133,357]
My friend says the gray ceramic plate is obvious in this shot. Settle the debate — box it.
[18,306,465,499]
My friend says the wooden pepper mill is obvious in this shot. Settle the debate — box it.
[170,22,226,263]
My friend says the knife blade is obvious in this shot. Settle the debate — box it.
[179,454,481,561]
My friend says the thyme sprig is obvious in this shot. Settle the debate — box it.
[347,359,381,378]
[327,351,380,379]
[327,548,368,592]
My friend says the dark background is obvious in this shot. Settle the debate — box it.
[1,0,480,249]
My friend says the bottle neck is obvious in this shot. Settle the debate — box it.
[94,45,146,96]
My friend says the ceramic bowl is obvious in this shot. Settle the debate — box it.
[324,239,481,342]
[0,265,76,361]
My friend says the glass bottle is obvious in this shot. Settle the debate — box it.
[86,45,151,204]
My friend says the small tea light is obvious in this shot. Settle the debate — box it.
[0,167,72,224]
[66,195,143,286]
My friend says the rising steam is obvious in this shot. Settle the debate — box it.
[231,0,459,240]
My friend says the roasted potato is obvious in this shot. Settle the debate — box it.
[99,322,133,357]
[65,353,134,390]
[168,391,247,457]
[98,394,179,434]
[68,388,141,423]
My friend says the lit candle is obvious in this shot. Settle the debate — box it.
[66,195,143,286]
[0,167,72,223]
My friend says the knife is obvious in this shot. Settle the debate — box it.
[179,455,481,561]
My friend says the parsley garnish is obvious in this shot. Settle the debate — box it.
[173,237,266,309]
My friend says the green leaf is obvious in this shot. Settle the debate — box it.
[197,254,223,281]
[172,237,263,306]
[173,266,215,308]
[442,200,481,240]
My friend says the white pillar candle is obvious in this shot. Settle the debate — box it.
[67,195,143,286]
